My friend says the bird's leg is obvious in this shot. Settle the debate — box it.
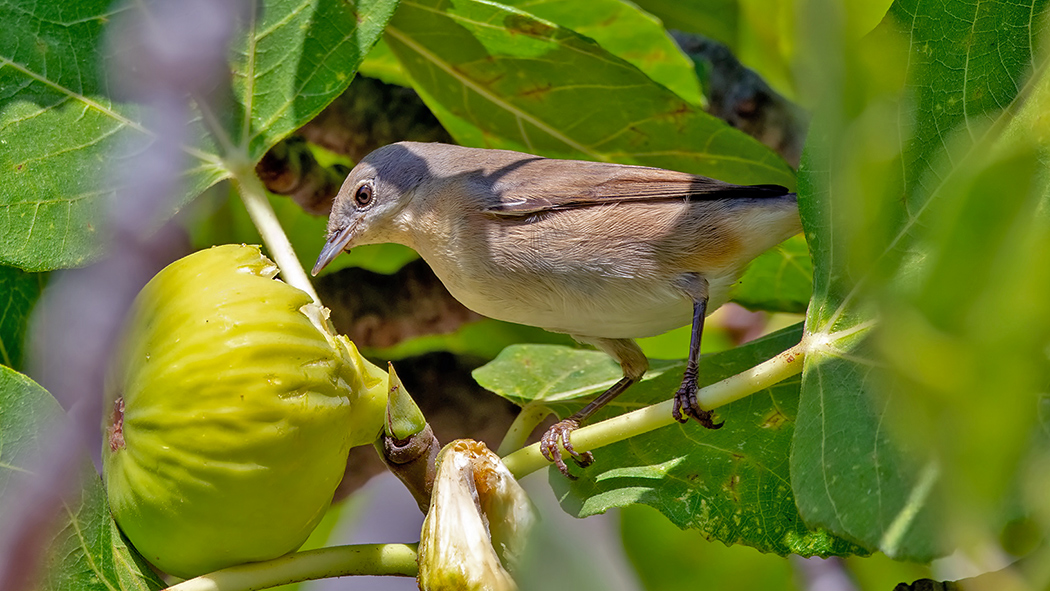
[540,338,648,477]
[672,274,723,429]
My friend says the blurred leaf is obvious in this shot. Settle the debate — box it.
[359,37,414,88]
[0,266,46,370]
[637,321,735,360]
[0,368,56,505]
[619,504,800,591]
[794,0,1050,560]
[732,234,811,314]
[269,493,368,591]
[733,0,891,102]
[384,0,794,186]
[845,551,933,591]
[476,324,863,556]
[735,0,797,98]
[499,0,704,105]
[631,0,740,50]
[0,0,398,271]
[187,184,419,276]
[366,318,575,361]
[0,366,163,590]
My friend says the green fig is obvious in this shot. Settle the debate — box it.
[103,244,386,578]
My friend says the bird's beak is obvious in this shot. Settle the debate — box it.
[312,223,357,276]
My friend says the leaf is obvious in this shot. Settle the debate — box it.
[359,37,415,88]
[384,0,794,186]
[473,344,676,415]
[497,0,704,105]
[367,318,576,361]
[0,0,399,271]
[0,266,46,370]
[0,366,163,590]
[619,505,799,591]
[0,0,226,271]
[732,234,811,314]
[794,0,1050,560]
[631,0,740,50]
[228,0,402,161]
[475,324,863,556]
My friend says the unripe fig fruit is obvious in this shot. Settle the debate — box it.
[103,244,386,578]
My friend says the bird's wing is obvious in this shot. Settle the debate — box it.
[482,163,789,217]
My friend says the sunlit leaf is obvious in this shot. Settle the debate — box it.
[0,0,398,270]
[228,0,401,161]
[384,0,794,186]
[499,0,704,105]
[0,0,223,270]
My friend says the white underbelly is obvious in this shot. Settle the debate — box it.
[431,261,737,340]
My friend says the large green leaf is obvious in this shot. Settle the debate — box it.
[0,0,398,271]
[794,0,1050,560]
[0,266,45,370]
[0,366,163,590]
[384,0,794,186]
[476,325,861,556]
[498,0,704,105]
[229,0,401,161]
[0,0,225,271]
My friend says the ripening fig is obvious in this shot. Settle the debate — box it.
[102,244,387,578]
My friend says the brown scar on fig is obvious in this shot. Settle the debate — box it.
[108,397,126,452]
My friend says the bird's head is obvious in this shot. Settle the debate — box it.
[312,142,435,275]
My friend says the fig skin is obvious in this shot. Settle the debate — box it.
[103,244,386,578]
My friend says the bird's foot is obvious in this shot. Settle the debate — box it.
[672,376,724,429]
[540,418,594,478]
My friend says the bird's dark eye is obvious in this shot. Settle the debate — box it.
[354,183,373,207]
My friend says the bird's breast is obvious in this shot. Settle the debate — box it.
[417,246,738,340]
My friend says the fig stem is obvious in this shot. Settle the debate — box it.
[164,543,419,591]
[232,164,321,303]
[500,340,807,478]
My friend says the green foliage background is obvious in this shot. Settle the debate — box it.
[1,0,1049,589]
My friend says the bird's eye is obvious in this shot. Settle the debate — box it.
[354,183,374,207]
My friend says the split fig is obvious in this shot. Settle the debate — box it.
[102,244,386,578]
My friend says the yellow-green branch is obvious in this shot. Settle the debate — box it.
[501,340,807,478]
[165,543,419,591]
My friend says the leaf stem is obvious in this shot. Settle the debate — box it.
[500,340,807,478]
[164,543,419,591]
[496,404,553,456]
[230,165,320,302]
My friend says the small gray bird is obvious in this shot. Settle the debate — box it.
[313,142,802,475]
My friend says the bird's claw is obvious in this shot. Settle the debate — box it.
[672,378,724,430]
[540,418,594,478]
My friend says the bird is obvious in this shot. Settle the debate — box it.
[312,141,802,476]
